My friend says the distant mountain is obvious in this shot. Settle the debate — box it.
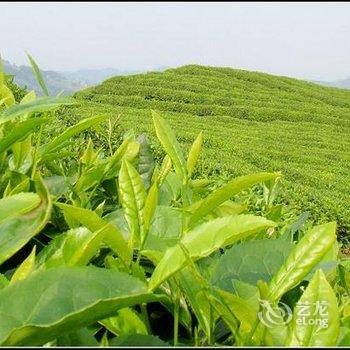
[154,65,171,72]
[3,60,148,96]
[59,65,169,86]
[61,68,140,86]
[3,60,85,96]
[312,77,350,89]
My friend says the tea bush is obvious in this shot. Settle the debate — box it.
[66,64,350,235]
[0,55,349,347]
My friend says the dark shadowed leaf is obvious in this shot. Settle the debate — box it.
[211,238,293,290]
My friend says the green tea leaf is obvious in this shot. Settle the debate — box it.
[152,110,187,183]
[211,238,293,290]
[100,331,109,347]
[0,192,40,224]
[137,133,155,189]
[176,267,212,337]
[287,269,339,346]
[79,138,97,166]
[20,90,36,104]
[36,226,106,269]
[74,163,105,192]
[41,115,108,155]
[143,182,158,237]
[119,160,147,249]
[156,154,172,186]
[158,171,182,206]
[43,175,72,198]
[26,53,49,96]
[142,206,182,252]
[0,84,15,107]
[0,274,9,290]
[102,138,131,179]
[268,222,337,302]
[337,327,350,346]
[10,246,36,283]
[188,172,281,228]
[55,203,132,265]
[0,266,157,346]
[0,175,52,265]
[123,140,140,163]
[187,131,203,178]
[100,308,147,336]
[209,288,258,342]
[0,97,72,124]
[149,215,276,291]
[0,58,15,106]
[211,200,247,218]
[0,118,48,155]
[9,135,32,174]
[7,178,30,196]
[56,327,98,346]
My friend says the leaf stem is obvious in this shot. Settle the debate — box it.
[194,326,199,346]
[173,294,180,346]
[180,182,190,236]
[246,311,261,345]
[141,303,151,334]
[31,124,44,179]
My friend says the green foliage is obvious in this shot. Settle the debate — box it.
[149,215,276,291]
[69,65,350,233]
[211,237,294,288]
[4,77,27,102]
[268,222,336,302]
[26,53,50,96]
[0,56,347,347]
[0,266,156,346]
[1,96,72,124]
[286,269,339,346]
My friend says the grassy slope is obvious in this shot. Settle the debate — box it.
[68,64,350,232]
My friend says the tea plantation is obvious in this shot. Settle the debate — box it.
[67,65,350,233]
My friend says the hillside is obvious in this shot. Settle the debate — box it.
[69,64,350,232]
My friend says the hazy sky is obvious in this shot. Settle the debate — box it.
[1,2,350,81]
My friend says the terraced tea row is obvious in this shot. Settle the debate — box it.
[69,65,350,232]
